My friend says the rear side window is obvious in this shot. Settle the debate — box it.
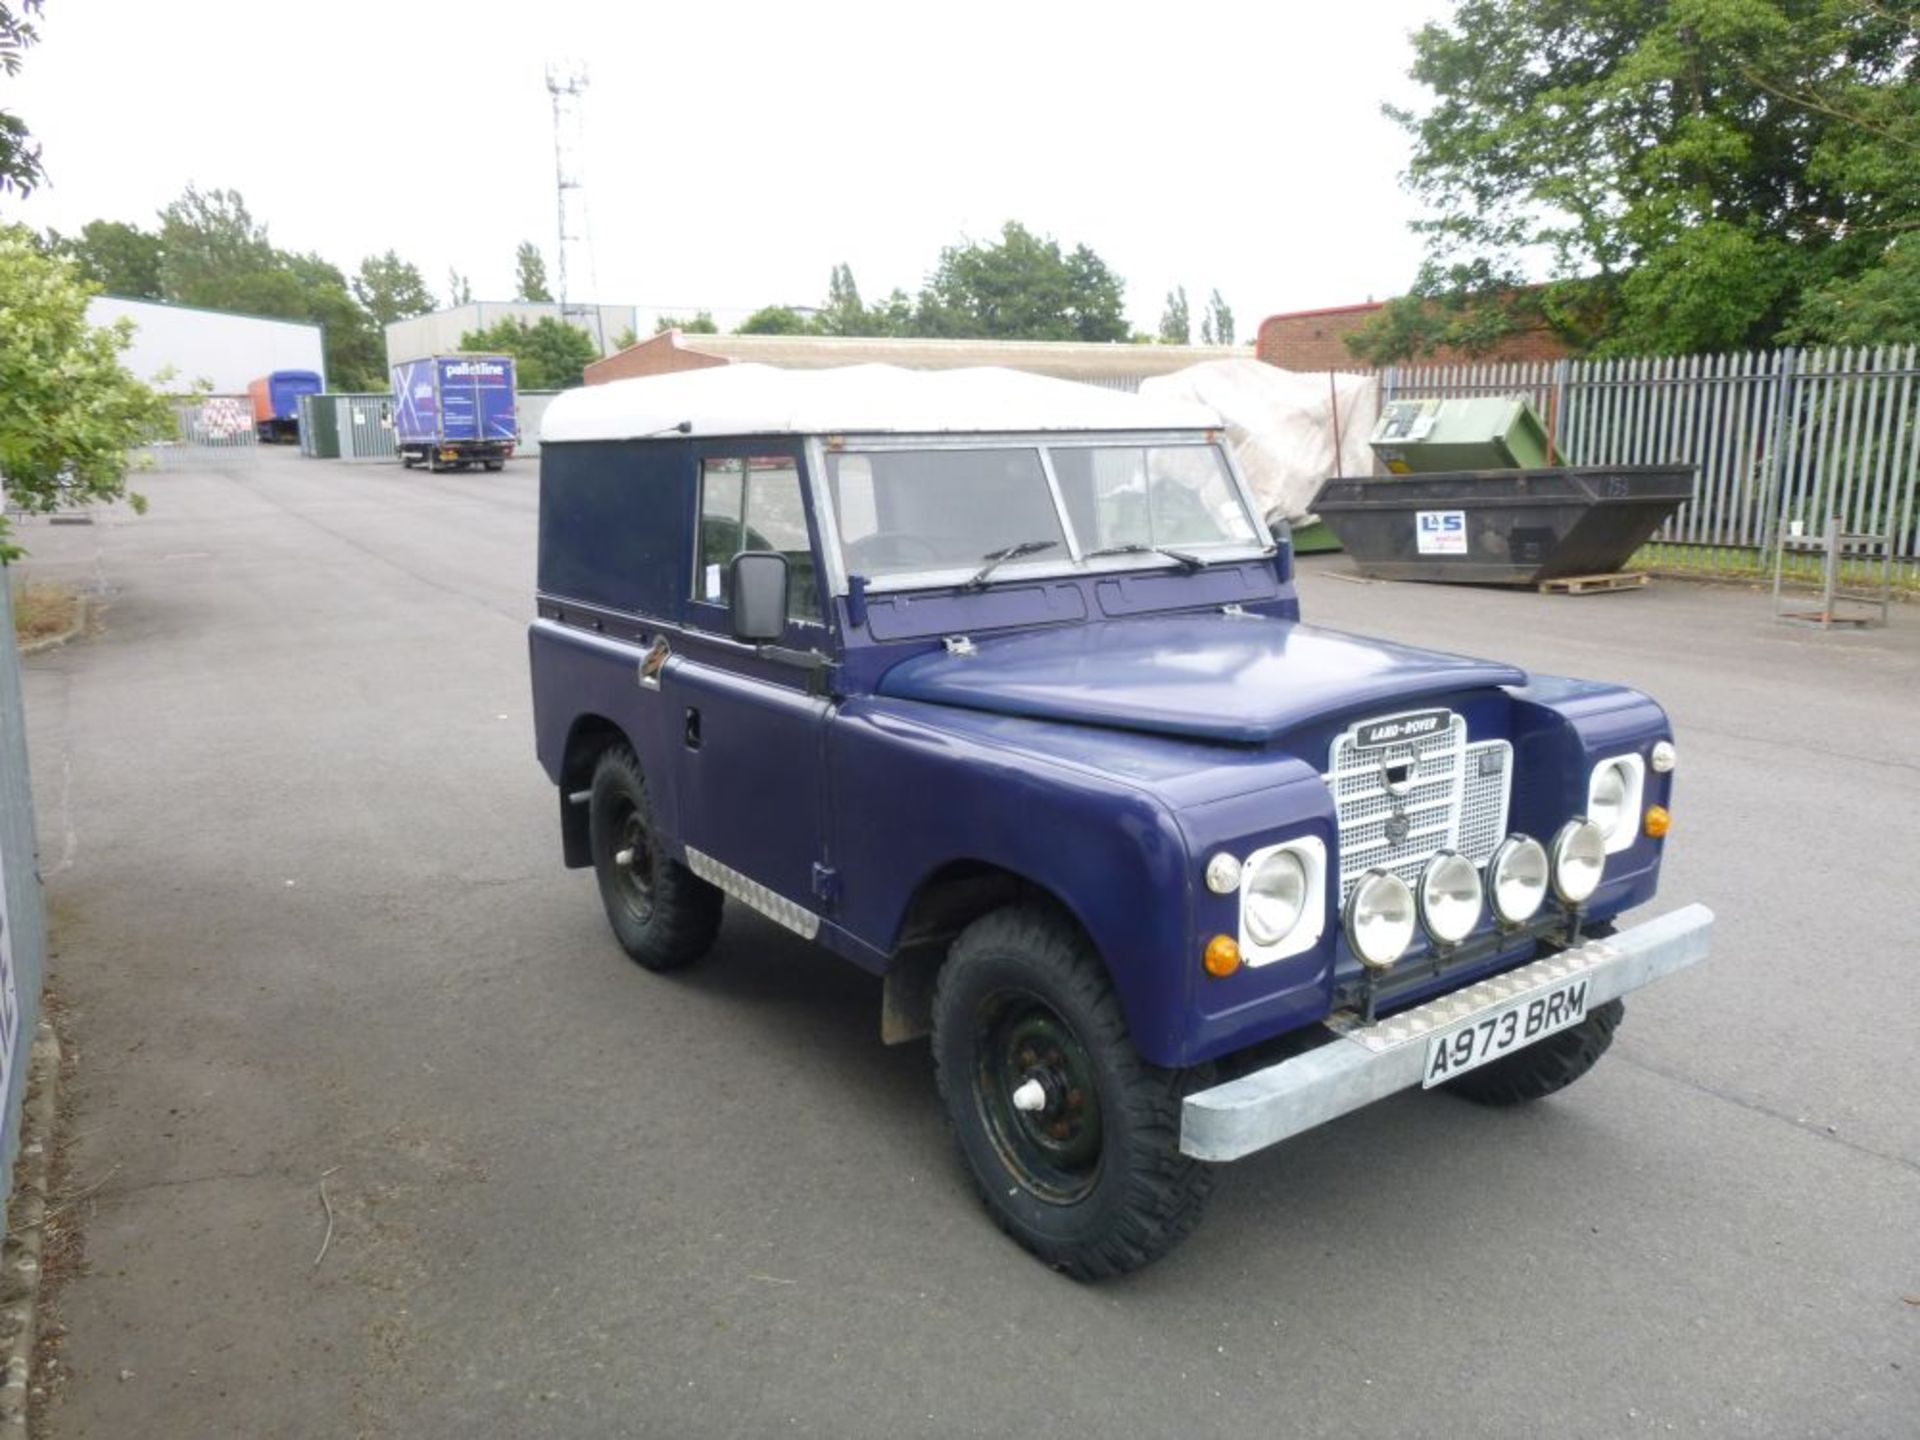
[694,456,822,623]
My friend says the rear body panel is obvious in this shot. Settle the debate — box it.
[392,355,518,451]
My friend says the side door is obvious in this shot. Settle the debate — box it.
[660,446,834,923]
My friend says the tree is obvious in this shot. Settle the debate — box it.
[653,311,718,334]
[156,185,277,308]
[1,0,43,197]
[47,219,163,298]
[1201,289,1235,345]
[353,250,434,326]
[1158,286,1190,344]
[1789,236,1920,343]
[447,268,473,306]
[816,263,867,336]
[0,227,171,559]
[155,188,385,388]
[283,250,383,390]
[459,316,598,389]
[914,222,1129,342]
[1365,0,1920,359]
[736,305,813,335]
[514,241,552,302]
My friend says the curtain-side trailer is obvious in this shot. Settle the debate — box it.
[391,354,519,471]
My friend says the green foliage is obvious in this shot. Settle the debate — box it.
[458,315,599,389]
[447,268,472,306]
[1790,237,1920,343]
[0,226,171,559]
[153,186,384,388]
[1371,0,1920,359]
[514,242,551,302]
[815,263,868,336]
[352,250,434,326]
[914,222,1129,342]
[652,311,718,335]
[0,0,43,198]
[1158,286,1190,344]
[46,219,163,298]
[1201,289,1235,346]
[156,186,275,306]
[736,305,812,335]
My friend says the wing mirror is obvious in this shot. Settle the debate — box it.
[729,551,790,643]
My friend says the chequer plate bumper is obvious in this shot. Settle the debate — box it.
[1180,902,1714,1161]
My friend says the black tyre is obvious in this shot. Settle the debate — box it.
[931,905,1214,1280]
[1442,999,1625,1106]
[587,745,723,971]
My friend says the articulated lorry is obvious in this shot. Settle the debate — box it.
[391,354,518,471]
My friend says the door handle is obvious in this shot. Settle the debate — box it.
[684,707,701,750]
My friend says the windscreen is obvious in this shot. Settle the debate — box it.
[825,448,1068,578]
[825,441,1258,581]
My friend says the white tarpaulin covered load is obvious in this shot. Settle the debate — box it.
[1138,361,1380,526]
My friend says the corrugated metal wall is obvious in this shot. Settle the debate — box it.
[0,575,48,1227]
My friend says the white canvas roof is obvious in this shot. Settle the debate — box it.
[540,362,1222,443]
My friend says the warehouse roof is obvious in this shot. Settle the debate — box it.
[540,363,1221,443]
[582,330,1257,388]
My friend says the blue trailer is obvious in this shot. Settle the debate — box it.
[247,370,323,444]
[391,354,519,471]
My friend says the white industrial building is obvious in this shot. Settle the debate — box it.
[86,296,326,395]
[384,301,638,372]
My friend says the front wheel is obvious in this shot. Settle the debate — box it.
[587,745,723,971]
[931,905,1214,1280]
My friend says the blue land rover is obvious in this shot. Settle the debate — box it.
[529,364,1712,1278]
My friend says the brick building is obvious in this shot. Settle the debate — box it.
[1256,301,1572,371]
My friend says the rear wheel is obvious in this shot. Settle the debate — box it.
[587,745,722,971]
[931,904,1214,1280]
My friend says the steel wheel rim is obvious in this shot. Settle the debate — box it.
[974,990,1102,1204]
[609,801,654,924]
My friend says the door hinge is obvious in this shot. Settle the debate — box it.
[810,863,840,909]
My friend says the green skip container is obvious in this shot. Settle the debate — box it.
[1308,466,1694,585]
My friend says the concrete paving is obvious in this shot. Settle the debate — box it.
[13,448,1918,1439]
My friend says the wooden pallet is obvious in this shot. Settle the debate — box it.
[1538,570,1649,595]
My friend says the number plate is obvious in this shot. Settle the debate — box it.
[1421,976,1591,1088]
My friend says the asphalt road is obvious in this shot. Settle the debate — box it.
[14,449,1918,1439]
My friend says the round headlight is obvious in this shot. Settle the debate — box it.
[1244,850,1307,946]
[1418,850,1484,946]
[1550,819,1607,905]
[1589,760,1633,842]
[1204,852,1242,896]
[1488,835,1549,925]
[1650,739,1676,774]
[1344,869,1416,971]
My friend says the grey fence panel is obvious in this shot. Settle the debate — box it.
[0,574,48,1228]
[1380,347,1919,572]
[142,396,259,470]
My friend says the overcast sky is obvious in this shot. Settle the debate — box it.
[10,0,1452,337]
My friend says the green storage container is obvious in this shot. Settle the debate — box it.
[1370,396,1558,473]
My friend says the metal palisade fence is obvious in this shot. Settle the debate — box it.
[1381,347,1920,582]
[0,576,46,1228]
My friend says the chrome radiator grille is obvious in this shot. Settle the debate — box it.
[1324,712,1512,903]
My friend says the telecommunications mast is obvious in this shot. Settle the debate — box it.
[545,61,599,342]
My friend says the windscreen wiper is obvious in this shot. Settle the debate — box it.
[965,539,1059,590]
[1085,542,1206,573]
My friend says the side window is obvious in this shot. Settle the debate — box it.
[694,456,823,623]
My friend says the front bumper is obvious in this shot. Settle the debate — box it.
[1180,903,1714,1161]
